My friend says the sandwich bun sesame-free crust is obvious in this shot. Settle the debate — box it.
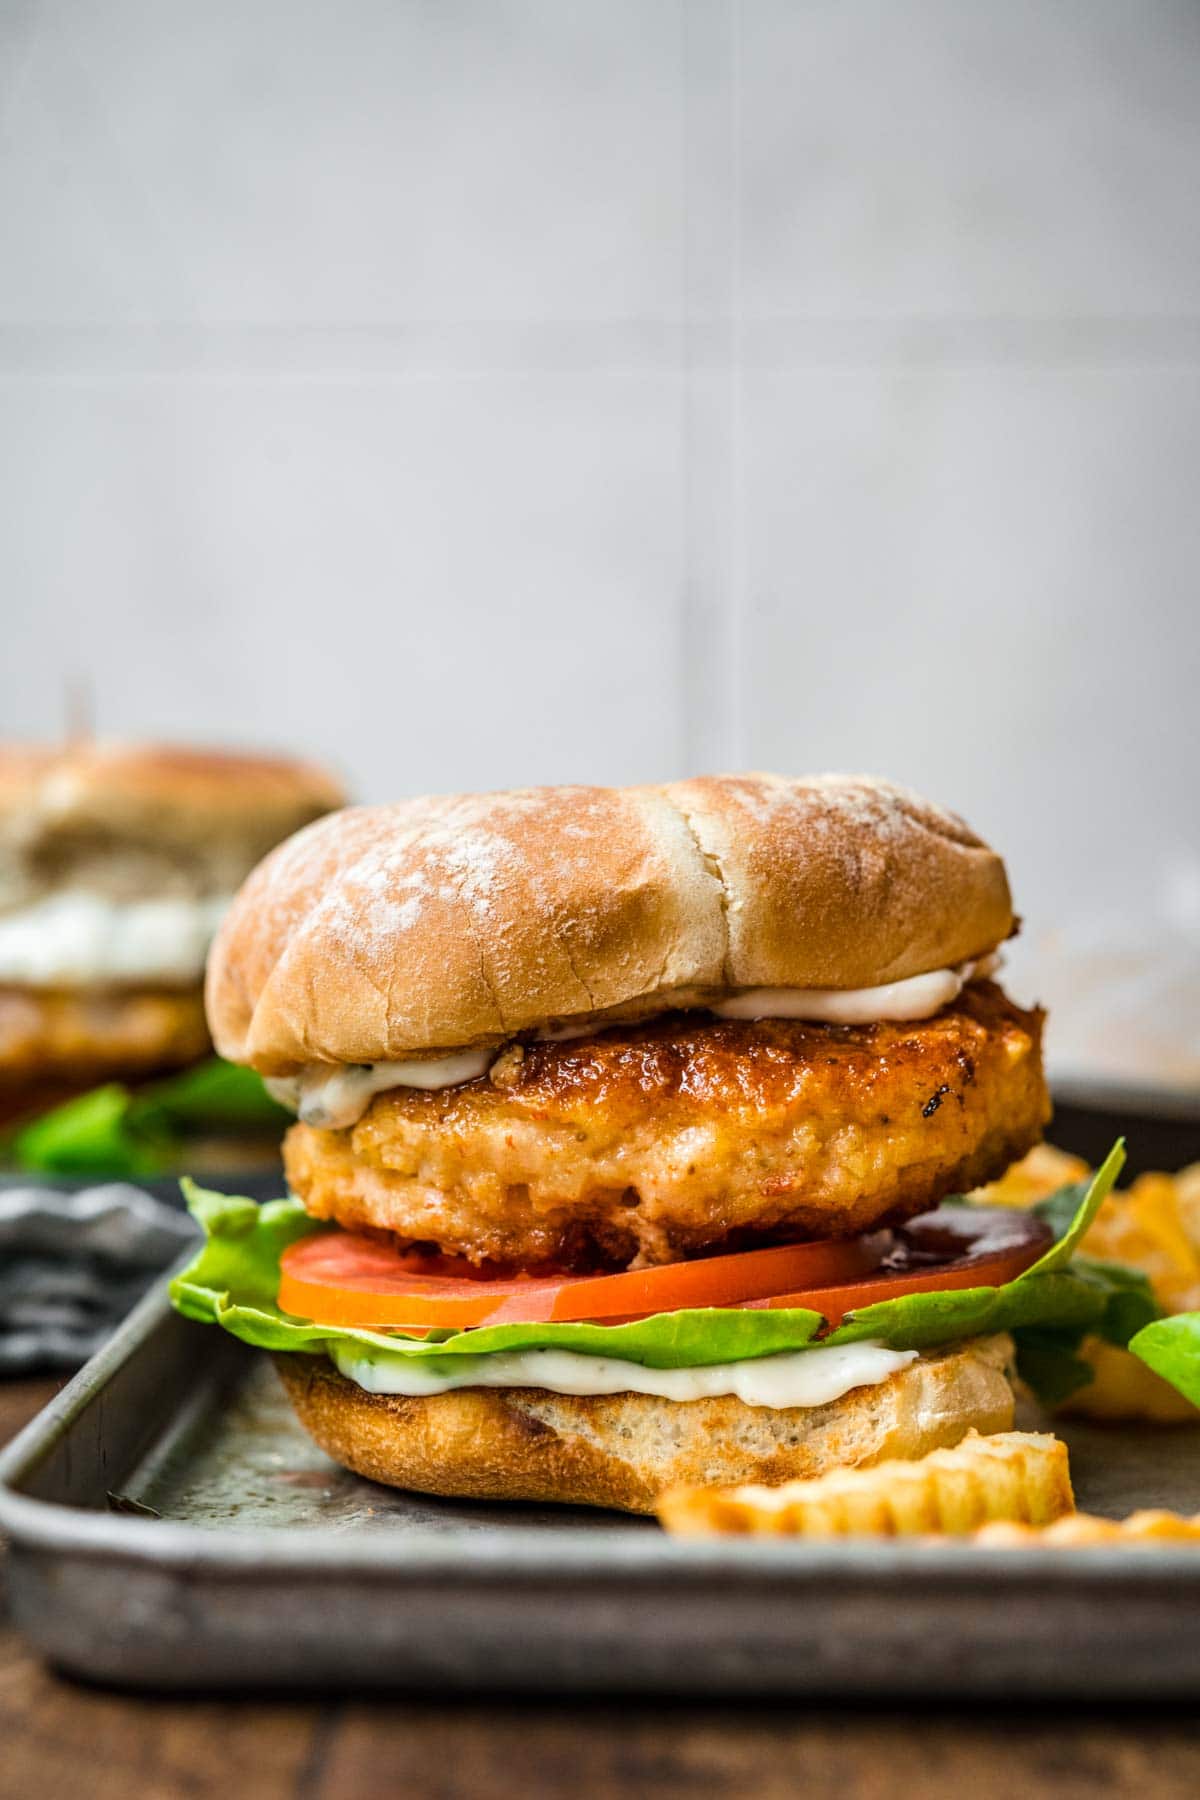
[208,773,1013,1073]
[0,741,345,909]
[275,1334,1016,1515]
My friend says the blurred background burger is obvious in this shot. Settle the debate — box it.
[0,740,343,1177]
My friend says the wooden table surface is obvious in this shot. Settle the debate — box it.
[3,1376,1200,1800]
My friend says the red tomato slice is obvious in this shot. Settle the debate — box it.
[740,1242,1044,1328]
[277,1230,887,1330]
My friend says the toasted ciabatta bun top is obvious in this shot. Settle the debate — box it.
[0,742,345,910]
[206,773,1014,1075]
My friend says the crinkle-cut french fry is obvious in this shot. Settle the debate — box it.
[1176,1162,1200,1244]
[1083,1168,1200,1314]
[657,1430,1073,1538]
[973,1510,1200,1547]
[970,1144,1090,1208]
[977,1148,1200,1423]
[1058,1337,1198,1425]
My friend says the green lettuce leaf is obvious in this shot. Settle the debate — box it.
[1008,1257,1161,1405]
[1010,1329,1099,1407]
[169,1146,1141,1391]
[1022,1140,1126,1275]
[822,1268,1118,1353]
[172,1182,832,1364]
[147,1059,291,1131]
[1003,1143,1161,1399]
[11,1083,170,1177]
[1029,1180,1094,1243]
[8,1059,289,1177]
[1128,1313,1200,1407]
[1072,1257,1162,1348]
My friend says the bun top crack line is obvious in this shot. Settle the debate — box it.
[207,771,1014,1071]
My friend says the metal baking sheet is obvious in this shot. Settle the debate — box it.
[1048,1082,1200,1177]
[2,1275,1200,1698]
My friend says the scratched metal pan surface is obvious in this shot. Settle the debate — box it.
[3,1277,1200,1699]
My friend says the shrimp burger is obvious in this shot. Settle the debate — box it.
[172,774,1134,1513]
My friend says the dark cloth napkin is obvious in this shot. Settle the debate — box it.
[0,1183,197,1373]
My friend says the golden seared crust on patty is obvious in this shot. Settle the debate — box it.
[0,983,210,1087]
[274,1335,1016,1515]
[283,980,1049,1270]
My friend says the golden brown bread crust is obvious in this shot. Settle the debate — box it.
[283,982,1048,1267]
[0,983,211,1088]
[274,1335,1016,1514]
[206,773,1013,1071]
[0,741,345,909]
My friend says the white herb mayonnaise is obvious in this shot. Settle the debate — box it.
[0,891,232,987]
[273,957,989,1128]
[330,1337,917,1409]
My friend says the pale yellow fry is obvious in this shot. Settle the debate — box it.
[1057,1338,1198,1425]
[978,1149,1200,1424]
[969,1144,1089,1208]
[1176,1162,1200,1243]
[1082,1170,1200,1315]
[973,1510,1200,1547]
[657,1430,1073,1538]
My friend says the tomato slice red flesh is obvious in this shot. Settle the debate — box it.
[741,1252,1037,1328]
[277,1206,1052,1333]
[278,1230,887,1330]
[741,1206,1054,1325]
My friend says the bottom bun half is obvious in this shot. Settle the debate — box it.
[274,1334,1016,1515]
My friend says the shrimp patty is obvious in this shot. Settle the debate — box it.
[0,985,210,1089]
[282,980,1048,1271]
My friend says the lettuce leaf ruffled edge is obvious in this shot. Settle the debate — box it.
[167,1141,1159,1402]
[1129,1314,1200,1408]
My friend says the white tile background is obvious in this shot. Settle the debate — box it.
[2,0,1198,1082]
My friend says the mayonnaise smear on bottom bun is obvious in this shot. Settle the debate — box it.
[331,1338,917,1408]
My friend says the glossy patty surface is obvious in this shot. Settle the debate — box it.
[283,980,1048,1271]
